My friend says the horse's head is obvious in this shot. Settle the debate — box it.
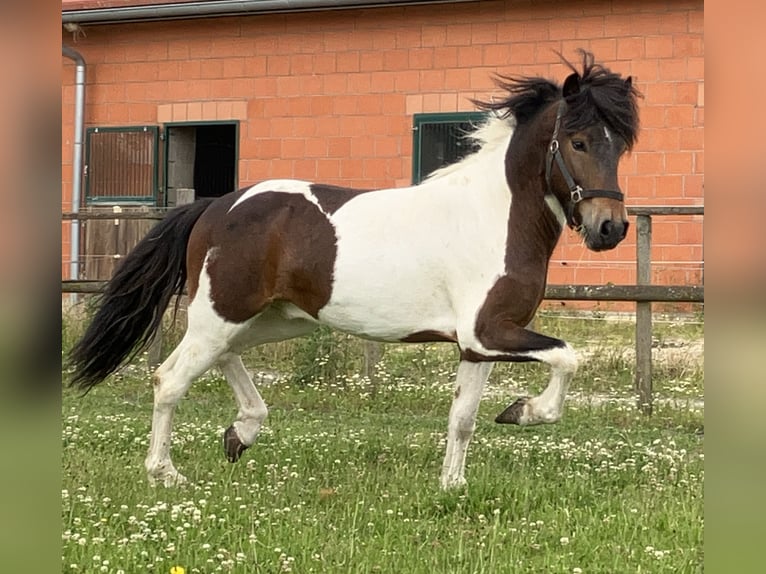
[544,54,640,251]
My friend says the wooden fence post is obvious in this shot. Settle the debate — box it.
[635,214,653,415]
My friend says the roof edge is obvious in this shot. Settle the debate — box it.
[62,0,480,25]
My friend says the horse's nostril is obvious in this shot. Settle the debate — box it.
[599,220,613,238]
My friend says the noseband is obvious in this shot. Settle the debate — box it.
[545,100,624,230]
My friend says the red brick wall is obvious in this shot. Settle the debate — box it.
[62,0,704,302]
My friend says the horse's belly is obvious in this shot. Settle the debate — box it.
[318,275,456,341]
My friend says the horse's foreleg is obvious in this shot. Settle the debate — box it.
[473,324,577,426]
[218,352,268,463]
[440,360,494,490]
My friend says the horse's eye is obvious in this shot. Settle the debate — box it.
[571,140,587,152]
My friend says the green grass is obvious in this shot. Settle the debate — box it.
[61,312,703,573]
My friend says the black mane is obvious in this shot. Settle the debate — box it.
[474,50,641,149]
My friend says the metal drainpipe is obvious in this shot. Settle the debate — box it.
[63,46,86,282]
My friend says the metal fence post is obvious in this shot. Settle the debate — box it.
[635,214,653,415]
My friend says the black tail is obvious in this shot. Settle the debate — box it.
[68,198,214,392]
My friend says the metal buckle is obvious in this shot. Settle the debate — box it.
[570,186,583,203]
[549,139,559,154]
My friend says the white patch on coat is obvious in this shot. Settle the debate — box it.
[318,116,515,344]
[544,194,567,228]
[228,179,325,214]
[603,126,612,142]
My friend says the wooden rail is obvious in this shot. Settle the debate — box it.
[62,204,704,413]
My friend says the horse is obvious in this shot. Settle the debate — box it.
[69,50,639,489]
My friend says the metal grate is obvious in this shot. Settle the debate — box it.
[85,126,159,204]
[412,112,487,184]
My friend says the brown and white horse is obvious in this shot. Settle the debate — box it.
[70,51,639,489]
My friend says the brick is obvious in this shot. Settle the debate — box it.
[202,101,217,120]
[616,37,645,60]
[276,76,302,97]
[200,59,224,79]
[281,139,305,159]
[287,98,312,117]
[394,70,420,93]
[693,151,704,174]
[444,68,471,90]
[423,93,440,111]
[172,103,187,122]
[293,159,317,180]
[210,80,234,99]
[686,56,704,81]
[408,48,434,69]
[674,36,703,58]
[337,52,361,73]
[217,101,233,120]
[679,127,703,150]
[482,44,511,67]
[406,94,423,115]
[313,53,337,74]
[434,46,458,71]
[323,74,349,95]
[460,46,486,69]
[315,117,340,137]
[471,23,497,45]
[665,105,695,129]
[360,51,384,72]
[440,92,458,112]
[347,73,372,94]
[178,60,202,79]
[628,59,659,83]
[658,11,689,34]
[290,54,314,75]
[683,174,704,198]
[351,137,375,157]
[395,28,423,49]
[674,82,699,105]
[328,138,352,158]
[644,36,674,59]
[658,58,686,81]
[445,23,473,46]
[535,42,562,64]
[635,152,664,174]
[267,55,290,76]
[422,25,447,48]
[383,50,409,72]
[157,104,172,123]
[574,16,606,39]
[305,139,328,158]
[317,159,341,180]
[508,42,536,65]
[664,152,693,174]
[375,137,400,157]
[655,175,684,198]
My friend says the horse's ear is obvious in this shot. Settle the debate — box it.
[562,72,580,97]
[624,76,633,89]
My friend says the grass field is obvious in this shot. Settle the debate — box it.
[62,312,704,573]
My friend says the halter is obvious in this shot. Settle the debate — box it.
[545,100,625,230]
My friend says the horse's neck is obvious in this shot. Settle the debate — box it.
[503,124,564,271]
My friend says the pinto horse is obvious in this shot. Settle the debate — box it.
[70,51,639,489]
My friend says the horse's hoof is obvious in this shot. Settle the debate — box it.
[495,397,530,425]
[223,425,249,463]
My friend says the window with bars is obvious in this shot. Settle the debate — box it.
[411,112,487,184]
[84,126,159,204]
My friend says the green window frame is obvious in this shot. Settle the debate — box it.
[411,112,488,184]
[84,126,160,205]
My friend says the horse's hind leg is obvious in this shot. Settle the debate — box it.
[145,330,231,486]
[440,360,494,489]
[218,353,268,463]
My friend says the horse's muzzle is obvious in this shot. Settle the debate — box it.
[586,218,628,251]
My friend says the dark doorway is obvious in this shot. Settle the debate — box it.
[165,122,238,206]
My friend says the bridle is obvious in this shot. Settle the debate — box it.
[545,100,624,230]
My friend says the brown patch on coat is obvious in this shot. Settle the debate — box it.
[186,189,338,323]
[310,183,376,215]
[400,330,457,344]
[464,106,570,361]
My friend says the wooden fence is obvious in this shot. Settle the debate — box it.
[62,205,703,414]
